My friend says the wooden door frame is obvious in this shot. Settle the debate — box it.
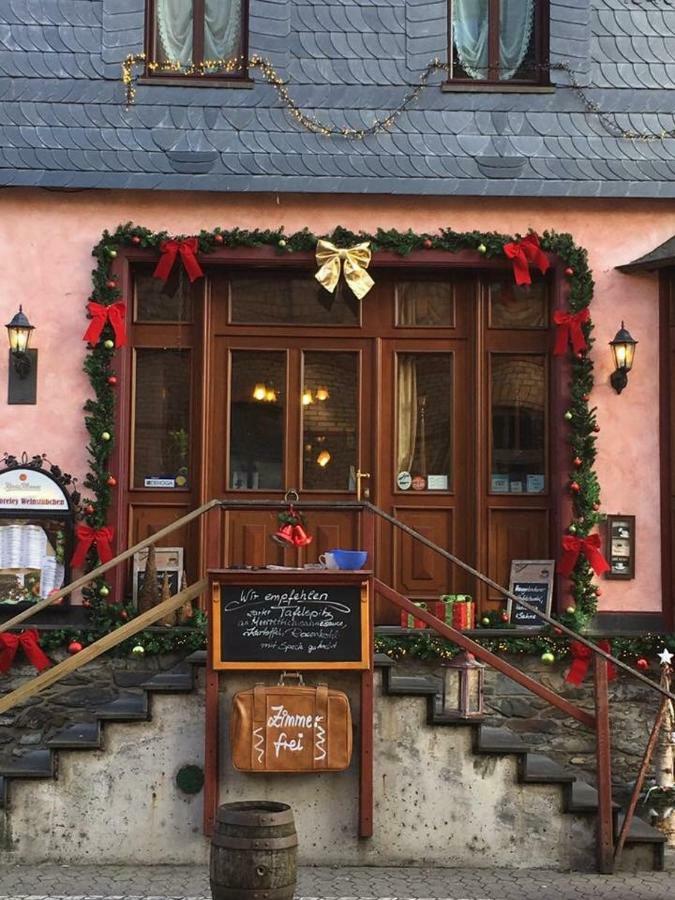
[108,246,568,607]
[660,271,674,632]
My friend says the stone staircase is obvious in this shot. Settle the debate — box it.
[0,651,666,870]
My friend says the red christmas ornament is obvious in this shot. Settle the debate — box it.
[569,481,581,493]
[582,394,590,402]
[423,238,433,249]
[120,610,129,621]
[573,457,582,467]
[553,626,563,635]
[107,375,118,386]
[131,235,141,245]
[68,640,83,654]
[576,351,585,359]
[593,503,600,511]
[107,475,117,487]
[595,588,602,597]
[106,279,117,289]
[636,658,649,671]
[565,267,574,276]
[82,599,91,608]
[593,425,601,433]
[500,611,510,623]
[84,504,95,515]
[214,233,224,244]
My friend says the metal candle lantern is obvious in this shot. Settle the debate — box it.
[443,651,485,720]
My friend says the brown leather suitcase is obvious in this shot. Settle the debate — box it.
[230,679,352,773]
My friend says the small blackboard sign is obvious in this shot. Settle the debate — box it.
[211,578,370,670]
[507,560,555,628]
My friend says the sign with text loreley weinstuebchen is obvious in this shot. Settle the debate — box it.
[507,560,555,628]
[210,575,370,670]
[0,469,70,512]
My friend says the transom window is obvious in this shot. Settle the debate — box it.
[148,0,246,76]
[449,0,548,84]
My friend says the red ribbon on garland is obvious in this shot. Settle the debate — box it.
[0,629,51,674]
[503,233,550,286]
[153,238,204,283]
[83,302,127,348]
[553,308,590,356]
[559,534,610,578]
[565,639,616,685]
[70,524,115,569]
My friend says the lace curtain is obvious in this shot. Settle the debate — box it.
[453,0,535,80]
[156,0,242,64]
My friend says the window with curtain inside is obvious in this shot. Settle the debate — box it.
[149,0,246,76]
[449,0,547,84]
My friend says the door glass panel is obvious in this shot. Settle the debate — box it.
[134,349,191,488]
[396,281,454,327]
[302,352,358,491]
[227,275,359,326]
[489,279,547,328]
[230,351,285,490]
[491,355,546,493]
[396,354,453,491]
[134,263,195,322]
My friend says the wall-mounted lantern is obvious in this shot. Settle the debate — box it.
[443,650,485,720]
[5,306,37,405]
[609,322,637,395]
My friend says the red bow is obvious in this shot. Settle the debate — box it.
[553,308,590,356]
[71,524,115,569]
[82,302,127,348]
[0,629,51,674]
[559,533,610,578]
[565,639,616,685]
[503,233,550,286]
[153,238,204,283]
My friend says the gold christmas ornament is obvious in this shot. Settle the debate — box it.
[314,240,374,299]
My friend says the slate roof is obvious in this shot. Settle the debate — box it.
[617,234,675,271]
[0,0,674,196]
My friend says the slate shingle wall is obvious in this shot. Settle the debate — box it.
[0,0,674,196]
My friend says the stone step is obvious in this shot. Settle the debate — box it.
[184,650,207,667]
[48,721,101,750]
[619,812,667,844]
[95,693,148,721]
[565,780,620,815]
[385,672,443,696]
[139,670,193,692]
[374,652,394,667]
[521,752,576,784]
[475,725,528,755]
[0,749,54,779]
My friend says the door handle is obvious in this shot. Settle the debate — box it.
[356,470,371,501]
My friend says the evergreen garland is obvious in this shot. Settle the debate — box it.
[42,222,607,659]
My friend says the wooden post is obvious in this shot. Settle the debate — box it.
[594,655,615,873]
[359,575,374,838]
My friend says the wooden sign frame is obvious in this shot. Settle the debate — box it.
[507,559,555,628]
[210,572,371,670]
[605,514,635,580]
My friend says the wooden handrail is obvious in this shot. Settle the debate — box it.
[0,578,207,716]
[375,578,595,729]
[0,499,221,634]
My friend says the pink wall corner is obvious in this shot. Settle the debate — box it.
[2,189,674,615]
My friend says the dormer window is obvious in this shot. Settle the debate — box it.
[448,1,549,85]
[147,0,247,77]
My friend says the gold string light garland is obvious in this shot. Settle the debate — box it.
[122,53,675,142]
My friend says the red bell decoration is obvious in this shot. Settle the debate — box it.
[292,524,312,547]
[272,523,295,546]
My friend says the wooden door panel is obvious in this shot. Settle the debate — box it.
[302,511,360,563]
[393,507,453,598]
[487,508,550,606]
[128,502,195,587]
[225,511,289,568]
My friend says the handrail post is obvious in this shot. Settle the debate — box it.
[594,654,615,873]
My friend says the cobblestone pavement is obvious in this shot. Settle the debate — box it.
[0,865,673,900]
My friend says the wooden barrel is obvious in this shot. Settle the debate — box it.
[210,801,298,900]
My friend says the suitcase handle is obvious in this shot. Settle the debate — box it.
[278,671,304,685]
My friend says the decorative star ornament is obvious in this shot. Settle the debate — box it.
[658,648,674,666]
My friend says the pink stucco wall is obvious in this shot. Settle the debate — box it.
[1,188,673,613]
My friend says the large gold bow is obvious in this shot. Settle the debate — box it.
[314,239,375,300]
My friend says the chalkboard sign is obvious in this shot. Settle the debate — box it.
[507,560,554,628]
[211,578,370,670]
